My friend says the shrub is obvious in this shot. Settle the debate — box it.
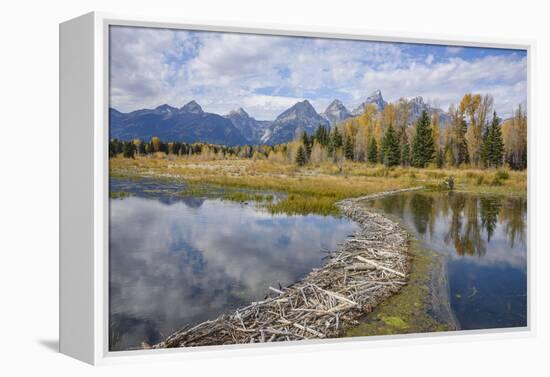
[445,176,455,190]
[495,170,510,181]
[426,176,455,191]
[490,176,504,186]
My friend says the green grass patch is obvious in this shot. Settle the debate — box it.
[267,194,339,216]
[109,191,131,199]
[178,182,276,205]
[224,191,274,203]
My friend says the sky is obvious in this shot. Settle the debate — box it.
[109,25,527,120]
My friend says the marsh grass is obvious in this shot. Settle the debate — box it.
[110,157,526,215]
[223,191,274,203]
[109,191,131,199]
[177,182,275,205]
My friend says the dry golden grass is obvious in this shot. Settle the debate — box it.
[110,156,526,215]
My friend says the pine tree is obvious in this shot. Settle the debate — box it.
[381,125,401,167]
[122,141,136,159]
[344,136,354,160]
[295,145,307,166]
[411,110,435,168]
[332,127,343,148]
[327,127,343,156]
[401,141,410,166]
[109,139,120,158]
[480,125,490,167]
[398,129,410,166]
[484,111,504,168]
[367,137,378,164]
[301,132,312,159]
[138,141,146,155]
[315,125,329,146]
[436,149,444,168]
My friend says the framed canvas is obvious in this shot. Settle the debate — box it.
[60,12,534,365]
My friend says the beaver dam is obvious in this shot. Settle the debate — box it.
[152,187,422,348]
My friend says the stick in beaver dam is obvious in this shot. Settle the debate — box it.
[153,187,424,348]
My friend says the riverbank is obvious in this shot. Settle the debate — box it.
[110,157,526,216]
[152,188,419,348]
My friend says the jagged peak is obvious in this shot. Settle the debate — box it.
[229,107,250,117]
[368,89,383,98]
[326,99,345,108]
[180,100,203,114]
[409,95,425,103]
[295,99,313,107]
[155,104,177,112]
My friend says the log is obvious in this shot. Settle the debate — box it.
[355,256,406,278]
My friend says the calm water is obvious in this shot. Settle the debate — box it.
[109,179,358,351]
[365,191,527,330]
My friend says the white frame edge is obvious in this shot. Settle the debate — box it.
[59,11,536,365]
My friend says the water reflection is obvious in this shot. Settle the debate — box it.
[366,192,527,330]
[109,179,358,351]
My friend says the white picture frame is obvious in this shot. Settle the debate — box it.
[59,11,535,365]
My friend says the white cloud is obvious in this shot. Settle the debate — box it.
[446,46,464,54]
[109,26,527,119]
[360,55,527,116]
[425,54,434,65]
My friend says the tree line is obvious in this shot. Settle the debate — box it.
[109,136,272,160]
[110,93,527,171]
[331,93,526,170]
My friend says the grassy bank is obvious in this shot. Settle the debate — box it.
[110,156,526,215]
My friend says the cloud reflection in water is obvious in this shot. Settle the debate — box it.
[109,196,358,350]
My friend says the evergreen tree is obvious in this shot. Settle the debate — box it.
[332,127,343,148]
[401,141,410,166]
[122,141,136,159]
[398,129,410,166]
[436,149,444,168]
[109,139,120,158]
[411,110,435,168]
[314,125,329,146]
[137,141,146,155]
[480,125,490,167]
[381,125,401,167]
[344,136,354,160]
[295,145,307,166]
[301,132,312,159]
[367,137,378,164]
[484,111,504,168]
[328,127,342,156]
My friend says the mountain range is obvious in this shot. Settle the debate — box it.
[109,101,248,146]
[109,90,449,146]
